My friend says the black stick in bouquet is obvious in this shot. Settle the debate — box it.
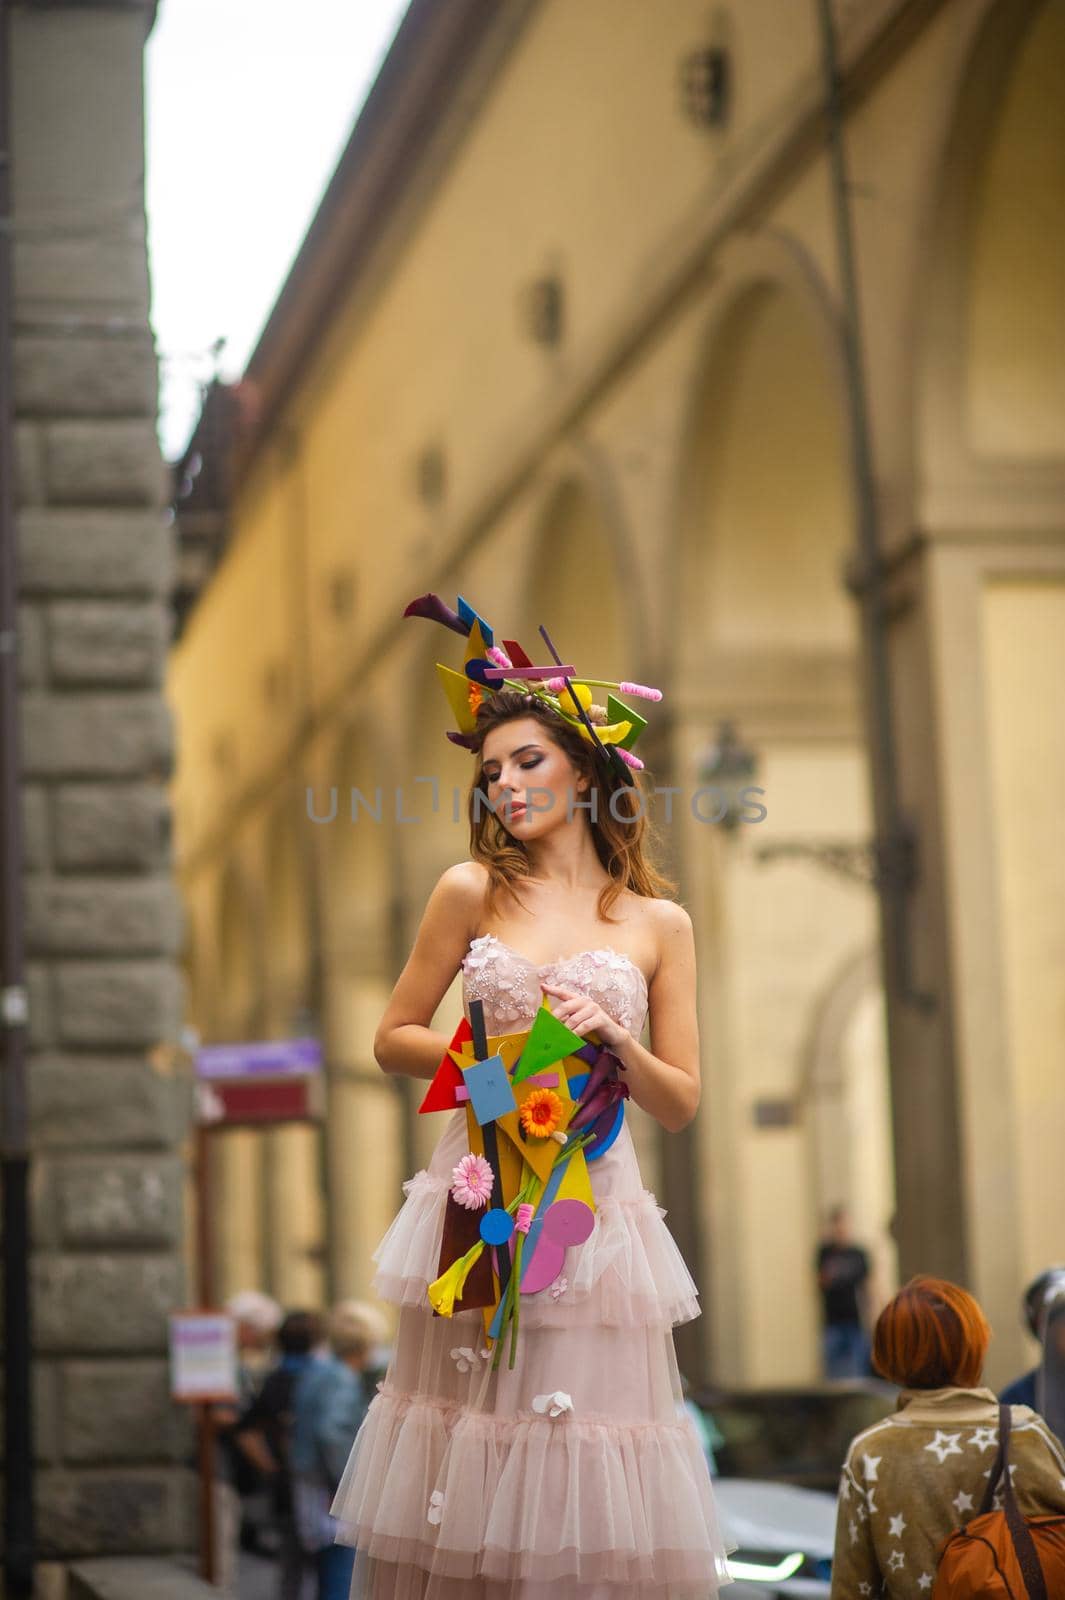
[467,997,513,1304]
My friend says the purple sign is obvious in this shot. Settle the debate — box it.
[195,1036,322,1081]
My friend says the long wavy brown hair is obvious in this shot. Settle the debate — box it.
[466,689,677,924]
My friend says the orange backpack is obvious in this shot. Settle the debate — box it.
[933,1403,1065,1598]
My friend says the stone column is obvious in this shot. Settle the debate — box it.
[9,0,195,1569]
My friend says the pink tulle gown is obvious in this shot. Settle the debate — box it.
[330,933,734,1598]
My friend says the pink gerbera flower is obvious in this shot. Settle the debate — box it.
[451,1153,494,1210]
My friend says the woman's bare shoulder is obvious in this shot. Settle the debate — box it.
[632,895,693,981]
[644,895,693,933]
[428,864,486,928]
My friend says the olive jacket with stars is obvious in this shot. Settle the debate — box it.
[829,1384,1065,1599]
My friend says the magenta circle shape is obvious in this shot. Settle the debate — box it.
[542,1198,595,1246]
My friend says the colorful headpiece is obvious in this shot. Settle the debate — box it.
[402,592,662,788]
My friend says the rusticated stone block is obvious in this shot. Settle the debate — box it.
[15,334,157,419]
[61,1360,184,1463]
[18,510,173,597]
[31,1155,59,1248]
[53,960,185,1047]
[0,1362,60,1464]
[54,784,170,870]
[44,422,167,508]
[20,693,173,779]
[57,1156,183,1248]
[35,1471,182,1558]
[15,419,45,506]
[28,1054,186,1150]
[26,960,55,1048]
[24,878,184,957]
[18,601,46,686]
[47,601,170,686]
[33,1254,184,1354]
[22,784,50,869]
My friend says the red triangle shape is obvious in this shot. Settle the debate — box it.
[418,1014,473,1112]
[502,638,533,668]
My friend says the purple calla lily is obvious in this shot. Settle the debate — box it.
[403,593,471,637]
[569,1051,630,1136]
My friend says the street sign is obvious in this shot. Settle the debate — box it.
[195,1037,322,1078]
[168,1312,238,1403]
[194,1036,324,1127]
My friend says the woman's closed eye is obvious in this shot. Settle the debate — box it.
[486,759,541,781]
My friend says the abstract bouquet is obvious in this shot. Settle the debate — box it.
[418,995,630,1369]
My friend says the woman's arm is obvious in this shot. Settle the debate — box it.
[373,862,481,1081]
[613,901,701,1134]
[543,899,701,1135]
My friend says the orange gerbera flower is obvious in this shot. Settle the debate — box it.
[468,682,483,715]
[519,1088,565,1139]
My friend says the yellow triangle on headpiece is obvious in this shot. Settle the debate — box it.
[464,619,491,669]
[437,663,478,733]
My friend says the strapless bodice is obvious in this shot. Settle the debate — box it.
[461,932,649,1037]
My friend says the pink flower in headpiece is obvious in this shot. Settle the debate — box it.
[514,1203,535,1235]
[619,681,663,701]
[486,645,513,670]
[451,1153,494,1210]
[616,747,645,770]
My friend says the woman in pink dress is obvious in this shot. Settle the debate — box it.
[330,595,733,1597]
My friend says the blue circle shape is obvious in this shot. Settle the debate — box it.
[479,1207,515,1245]
[584,1102,624,1159]
[564,1074,625,1161]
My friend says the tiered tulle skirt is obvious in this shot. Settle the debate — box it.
[330,1107,734,1598]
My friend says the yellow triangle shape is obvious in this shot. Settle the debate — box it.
[437,663,477,733]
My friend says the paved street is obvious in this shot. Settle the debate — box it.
[238,1548,315,1600]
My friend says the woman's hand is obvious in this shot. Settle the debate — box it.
[539,981,630,1051]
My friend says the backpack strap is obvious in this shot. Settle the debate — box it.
[983,1402,1049,1600]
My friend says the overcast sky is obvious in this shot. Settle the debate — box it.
[146,0,411,461]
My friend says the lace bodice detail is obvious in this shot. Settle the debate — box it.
[461,933,649,1037]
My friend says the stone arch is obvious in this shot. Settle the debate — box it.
[674,255,855,671]
[916,0,1065,486]
[672,232,854,673]
[799,945,898,1311]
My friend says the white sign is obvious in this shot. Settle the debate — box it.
[168,1313,239,1403]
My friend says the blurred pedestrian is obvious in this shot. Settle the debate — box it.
[211,1289,283,1594]
[830,1275,1065,1598]
[1000,1266,1065,1446]
[291,1301,391,1600]
[816,1204,871,1379]
[232,1309,323,1600]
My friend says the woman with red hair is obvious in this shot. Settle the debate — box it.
[830,1275,1065,1597]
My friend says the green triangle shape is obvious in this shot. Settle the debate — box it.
[511,1001,586,1085]
[607,692,646,751]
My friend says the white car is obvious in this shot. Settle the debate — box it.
[715,1475,836,1598]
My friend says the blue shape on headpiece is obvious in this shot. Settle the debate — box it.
[457,596,494,649]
